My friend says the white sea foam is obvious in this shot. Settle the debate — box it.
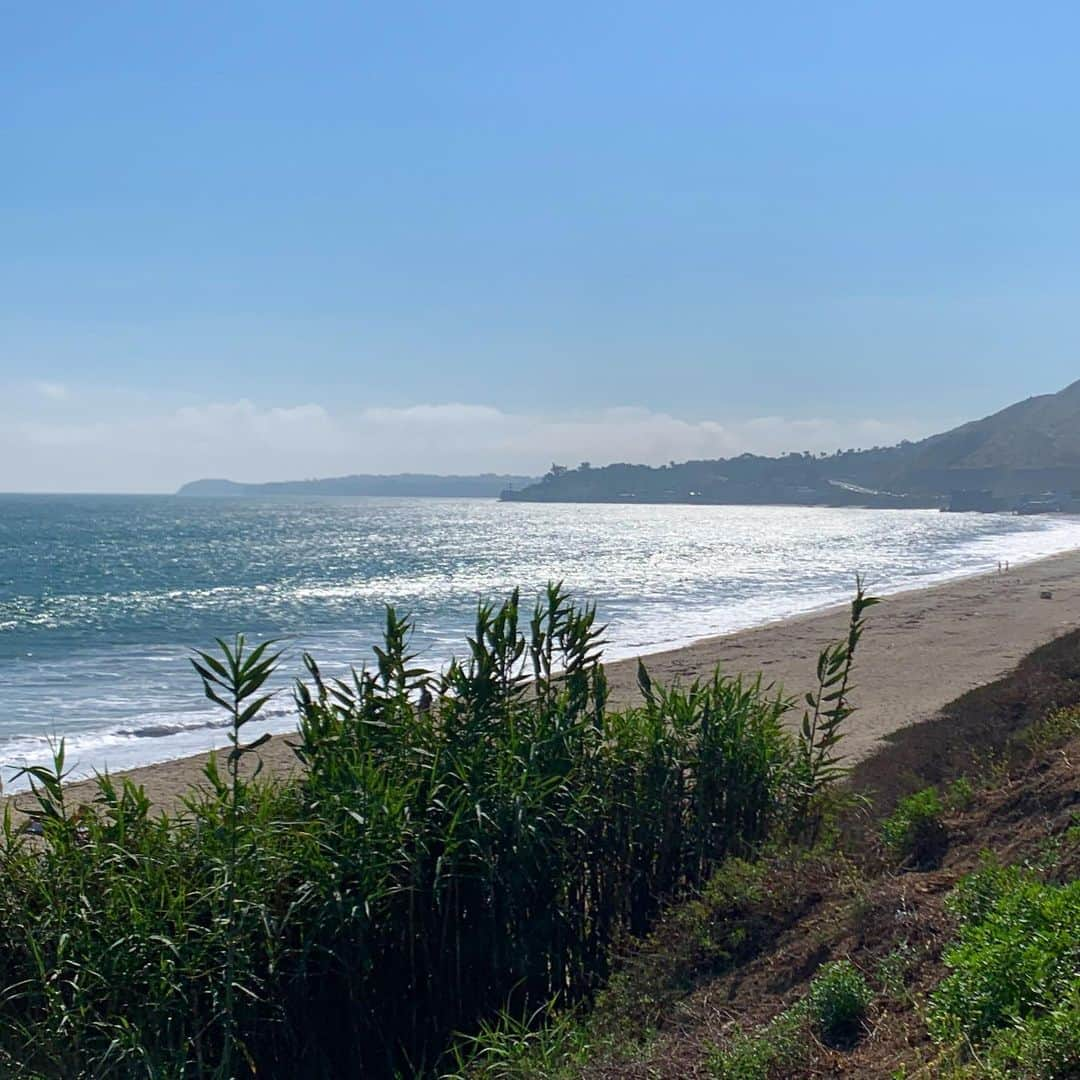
[1,699,299,793]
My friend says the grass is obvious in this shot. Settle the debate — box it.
[441,1000,593,1080]
[707,1005,808,1079]
[0,581,877,1078]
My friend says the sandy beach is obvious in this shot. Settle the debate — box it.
[14,546,1080,820]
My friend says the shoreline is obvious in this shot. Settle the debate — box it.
[604,544,1080,750]
[8,545,1080,819]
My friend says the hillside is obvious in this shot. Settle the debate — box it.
[177,473,538,498]
[451,628,1080,1078]
[505,379,1080,510]
[911,378,1080,471]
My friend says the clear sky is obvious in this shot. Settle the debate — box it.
[3,2,1079,491]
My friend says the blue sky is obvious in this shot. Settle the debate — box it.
[3,2,1080,490]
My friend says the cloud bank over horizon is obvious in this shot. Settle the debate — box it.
[3,386,942,493]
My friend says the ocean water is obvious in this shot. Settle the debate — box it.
[3,494,1080,790]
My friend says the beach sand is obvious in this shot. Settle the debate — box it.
[14,547,1080,820]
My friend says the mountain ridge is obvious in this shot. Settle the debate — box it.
[504,379,1080,510]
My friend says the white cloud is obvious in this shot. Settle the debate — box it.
[33,381,68,400]
[0,396,936,493]
[365,403,506,425]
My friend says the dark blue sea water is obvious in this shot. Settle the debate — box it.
[3,494,1080,788]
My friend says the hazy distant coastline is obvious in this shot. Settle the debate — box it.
[177,380,1080,511]
[177,473,539,498]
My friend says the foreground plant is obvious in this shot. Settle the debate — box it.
[0,582,875,1078]
[792,577,878,842]
[191,634,282,1077]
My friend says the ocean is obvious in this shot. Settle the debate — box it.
[3,494,1080,790]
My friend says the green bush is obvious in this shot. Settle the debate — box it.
[929,863,1080,1076]
[881,787,947,867]
[0,584,876,1078]
[983,997,1080,1079]
[806,959,873,1043]
[875,941,919,1000]
[944,775,974,812]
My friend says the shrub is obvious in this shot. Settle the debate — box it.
[929,863,1080,1073]
[1019,704,1080,755]
[806,959,873,1044]
[944,775,974,812]
[708,958,873,1076]
[875,941,919,1000]
[881,787,947,868]
[983,997,1080,1079]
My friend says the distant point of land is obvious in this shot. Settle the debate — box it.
[176,473,539,498]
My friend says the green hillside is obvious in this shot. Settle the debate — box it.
[506,380,1080,509]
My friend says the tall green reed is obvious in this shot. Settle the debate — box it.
[191,635,282,1076]
[0,582,874,1077]
[792,577,877,843]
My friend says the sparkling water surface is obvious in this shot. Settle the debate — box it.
[3,494,1080,788]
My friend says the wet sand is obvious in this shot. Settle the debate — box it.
[13,547,1080,819]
